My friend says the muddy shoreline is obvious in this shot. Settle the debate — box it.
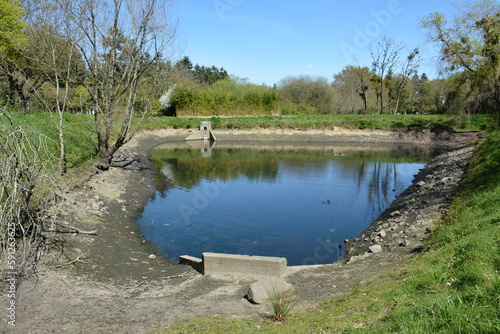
[4,128,483,333]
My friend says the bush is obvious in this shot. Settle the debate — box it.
[170,78,280,116]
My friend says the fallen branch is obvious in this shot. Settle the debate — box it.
[52,222,98,235]
[125,281,145,289]
[55,255,86,268]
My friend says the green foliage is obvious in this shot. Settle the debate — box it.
[279,102,318,115]
[0,0,25,53]
[422,1,500,126]
[355,119,375,130]
[193,64,229,85]
[278,75,335,114]
[170,78,280,116]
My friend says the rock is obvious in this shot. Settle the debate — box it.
[390,210,401,217]
[348,252,371,263]
[247,278,294,305]
[148,254,157,260]
[369,245,383,254]
[379,230,387,238]
[416,181,426,187]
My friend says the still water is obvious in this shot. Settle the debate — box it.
[137,141,444,266]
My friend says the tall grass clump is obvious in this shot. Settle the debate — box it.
[268,284,298,322]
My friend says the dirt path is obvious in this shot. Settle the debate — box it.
[1,129,483,334]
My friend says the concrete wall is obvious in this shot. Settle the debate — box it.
[202,252,287,277]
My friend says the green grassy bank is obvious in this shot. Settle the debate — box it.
[141,114,490,132]
[159,130,499,333]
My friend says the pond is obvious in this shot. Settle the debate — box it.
[136,141,445,266]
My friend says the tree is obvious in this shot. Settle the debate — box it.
[423,0,500,126]
[390,48,420,114]
[332,65,373,114]
[193,64,229,85]
[53,0,179,160]
[26,0,87,175]
[176,56,193,71]
[173,57,229,86]
[278,75,335,114]
[369,37,403,114]
[0,0,25,53]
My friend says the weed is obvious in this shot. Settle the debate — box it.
[267,284,298,322]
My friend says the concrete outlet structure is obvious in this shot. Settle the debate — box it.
[185,121,217,141]
[179,253,288,277]
[202,252,287,277]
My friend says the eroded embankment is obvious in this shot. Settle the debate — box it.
[6,128,484,334]
[345,144,477,260]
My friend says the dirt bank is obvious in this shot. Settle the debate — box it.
[1,129,483,333]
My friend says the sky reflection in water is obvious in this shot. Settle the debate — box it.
[137,142,443,265]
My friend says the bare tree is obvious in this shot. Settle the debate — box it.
[57,0,178,161]
[369,37,403,114]
[19,0,87,175]
[391,48,421,114]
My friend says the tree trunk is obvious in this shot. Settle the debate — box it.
[57,112,66,176]
[495,79,500,127]
[394,93,400,115]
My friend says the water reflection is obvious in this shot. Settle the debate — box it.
[137,141,445,265]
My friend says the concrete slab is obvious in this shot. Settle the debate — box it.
[202,252,287,277]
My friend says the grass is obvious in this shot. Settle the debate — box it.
[1,111,97,168]
[157,129,499,333]
[140,114,492,132]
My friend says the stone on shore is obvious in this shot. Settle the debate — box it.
[247,278,294,304]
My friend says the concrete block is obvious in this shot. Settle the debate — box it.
[179,255,203,273]
[202,252,287,277]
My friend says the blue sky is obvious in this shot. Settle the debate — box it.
[173,0,460,86]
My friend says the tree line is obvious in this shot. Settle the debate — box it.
[166,0,499,123]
